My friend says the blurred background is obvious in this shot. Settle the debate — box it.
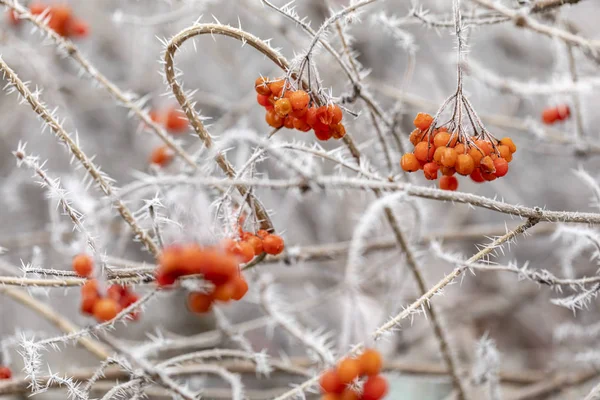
[1,0,600,399]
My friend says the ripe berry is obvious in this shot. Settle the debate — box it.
[93,298,120,322]
[29,3,48,15]
[165,107,188,133]
[455,154,475,176]
[557,104,571,120]
[336,358,361,384]
[359,348,383,376]
[401,153,420,172]
[468,146,484,165]
[474,140,492,156]
[229,241,255,263]
[497,145,512,162]
[470,168,485,183]
[321,395,341,400]
[328,105,343,125]
[244,234,264,255]
[480,156,495,174]
[289,90,310,111]
[440,147,458,168]
[266,109,284,128]
[293,117,311,132]
[72,253,93,277]
[482,171,497,181]
[320,369,344,394]
[187,292,214,313]
[231,275,249,301]
[314,127,333,141]
[80,294,98,315]
[256,230,269,239]
[81,279,99,296]
[257,94,271,107]
[330,123,346,139]
[255,77,271,96]
[454,143,466,155]
[275,98,293,117]
[542,107,559,124]
[440,166,455,176]
[413,112,433,131]
[440,175,459,191]
[433,131,451,148]
[500,137,517,153]
[423,162,438,180]
[69,19,89,37]
[493,158,509,177]
[362,375,389,400]
[150,145,173,167]
[213,282,235,302]
[0,366,11,380]
[269,80,285,97]
[284,116,294,129]
[414,142,435,162]
[409,129,422,146]
[340,389,360,400]
[263,234,284,255]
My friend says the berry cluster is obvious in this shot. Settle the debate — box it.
[156,232,284,313]
[542,104,571,125]
[319,349,388,400]
[0,366,11,380]
[255,77,346,141]
[8,3,89,38]
[149,106,188,134]
[400,113,517,191]
[80,280,140,322]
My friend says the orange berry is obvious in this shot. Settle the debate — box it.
[293,117,311,132]
[284,116,294,129]
[68,19,89,37]
[440,166,456,176]
[165,107,188,133]
[433,146,445,164]
[150,145,173,167]
[269,80,285,97]
[413,112,433,131]
[244,235,264,255]
[257,94,271,107]
[494,158,509,177]
[266,109,284,128]
[423,162,438,180]
[231,275,249,301]
[80,293,98,315]
[72,253,93,277]
[228,241,255,263]
[455,154,475,176]
[454,143,466,155]
[359,348,383,376]
[362,375,389,400]
[81,279,99,296]
[433,131,451,148]
[289,90,310,111]
[275,98,293,117]
[400,153,420,172]
[328,105,343,124]
[497,144,511,161]
[340,389,360,400]
[439,175,459,191]
[336,358,361,384]
[470,168,485,183]
[187,292,214,313]
[440,147,458,168]
[256,230,269,239]
[409,129,422,146]
[414,142,435,162]
[263,234,285,255]
[330,123,346,139]
[93,298,120,322]
[213,282,235,302]
[474,140,492,156]
[542,107,559,124]
[320,369,344,394]
[480,156,495,173]
[0,366,12,380]
[255,77,271,96]
[468,146,484,166]
[500,137,517,153]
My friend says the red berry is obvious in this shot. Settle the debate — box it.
[439,175,459,191]
[266,109,284,128]
[336,358,361,384]
[150,145,173,167]
[320,369,344,394]
[187,292,214,313]
[93,298,120,322]
[470,168,485,183]
[362,375,388,400]
[69,19,89,37]
[0,366,12,380]
[72,253,93,277]
[255,77,271,96]
[262,234,284,255]
[289,90,310,111]
[493,158,509,177]
[542,107,559,124]
[423,162,438,180]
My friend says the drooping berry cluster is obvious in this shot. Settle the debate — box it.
[80,280,140,322]
[400,113,517,191]
[255,77,346,141]
[542,104,571,125]
[8,3,89,38]
[319,349,388,400]
[149,105,189,134]
[0,366,11,380]
[156,232,284,313]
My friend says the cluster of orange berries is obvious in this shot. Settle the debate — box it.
[0,366,11,380]
[8,3,89,38]
[73,254,140,322]
[400,113,517,191]
[320,349,388,400]
[542,104,571,125]
[157,231,284,313]
[255,77,346,141]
